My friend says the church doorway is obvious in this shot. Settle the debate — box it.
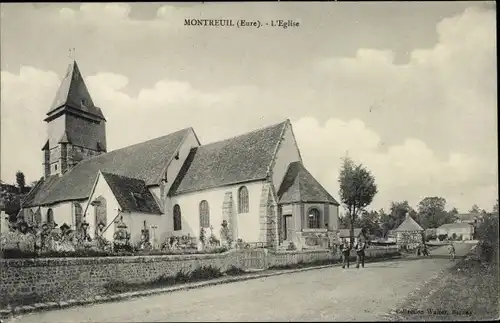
[283,214,293,241]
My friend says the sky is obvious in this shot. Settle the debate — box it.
[1,2,497,213]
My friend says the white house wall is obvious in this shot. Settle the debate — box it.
[83,173,121,242]
[121,211,167,245]
[169,181,265,243]
[271,123,302,190]
[38,202,72,229]
[149,129,201,208]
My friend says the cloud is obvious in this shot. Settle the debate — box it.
[308,7,497,211]
[1,67,60,183]
[0,5,496,213]
[292,117,497,212]
[0,66,256,185]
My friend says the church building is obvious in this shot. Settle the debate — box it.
[21,61,340,250]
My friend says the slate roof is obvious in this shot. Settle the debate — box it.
[169,121,288,195]
[394,215,424,232]
[47,61,105,120]
[21,175,61,207]
[438,223,474,230]
[101,172,162,214]
[23,128,190,207]
[339,228,363,238]
[277,161,339,205]
[456,213,482,222]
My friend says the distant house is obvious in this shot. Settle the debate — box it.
[437,223,474,240]
[386,230,397,242]
[455,213,483,225]
[394,214,424,250]
[338,228,364,245]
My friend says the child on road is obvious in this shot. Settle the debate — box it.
[448,242,455,261]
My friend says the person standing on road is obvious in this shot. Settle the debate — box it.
[448,242,456,261]
[341,239,351,269]
[355,240,366,268]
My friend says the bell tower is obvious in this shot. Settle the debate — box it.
[42,60,107,178]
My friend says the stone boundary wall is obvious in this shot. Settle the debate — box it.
[0,246,398,308]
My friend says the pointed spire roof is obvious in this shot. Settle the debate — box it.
[395,214,424,232]
[47,61,105,120]
[277,161,339,205]
[58,131,72,144]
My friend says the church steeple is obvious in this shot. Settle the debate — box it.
[42,60,107,178]
[45,60,105,122]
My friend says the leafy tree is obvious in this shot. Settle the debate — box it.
[390,201,415,226]
[493,199,499,213]
[469,204,481,214]
[339,213,360,229]
[15,171,26,191]
[417,197,456,228]
[476,212,499,262]
[0,189,21,220]
[338,157,378,244]
[359,210,382,238]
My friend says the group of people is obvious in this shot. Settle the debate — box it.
[339,239,366,269]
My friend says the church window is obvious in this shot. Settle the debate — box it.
[34,208,42,224]
[238,186,249,214]
[46,208,54,224]
[74,202,83,230]
[93,196,107,235]
[199,200,210,228]
[173,204,182,231]
[307,208,321,229]
[55,164,58,171]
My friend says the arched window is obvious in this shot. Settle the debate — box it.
[74,202,83,230]
[46,208,54,224]
[308,208,321,229]
[173,204,182,231]
[93,196,107,235]
[199,200,210,228]
[238,186,249,214]
[34,208,42,224]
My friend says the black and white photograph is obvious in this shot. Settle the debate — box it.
[0,2,498,322]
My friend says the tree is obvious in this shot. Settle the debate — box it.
[493,199,499,213]
[469,204,481,214]
[16,171,26,191]
[338,157,378,244]
[417,197,455,228]
[359,210,382,238]
[390,201,415,227]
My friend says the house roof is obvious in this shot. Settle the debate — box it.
[456,213,481,222]
[339,228,363,238]
[169,120,288,195]
[101,172,162,215]
[23,128,191,207]
[438,223,474,230]
[21,175,61,207]
[47,61,105,120]
[394,215,424,232]
[277,161,339,205]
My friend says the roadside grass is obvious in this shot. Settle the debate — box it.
[386,254,499,321]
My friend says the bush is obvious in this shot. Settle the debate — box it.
[225,265,246,276]
[438,234,448,241]
[476,213,499,262]
[104,265,224,294]
[1,245,230,259]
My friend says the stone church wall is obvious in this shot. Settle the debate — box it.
[0,246,399,308]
